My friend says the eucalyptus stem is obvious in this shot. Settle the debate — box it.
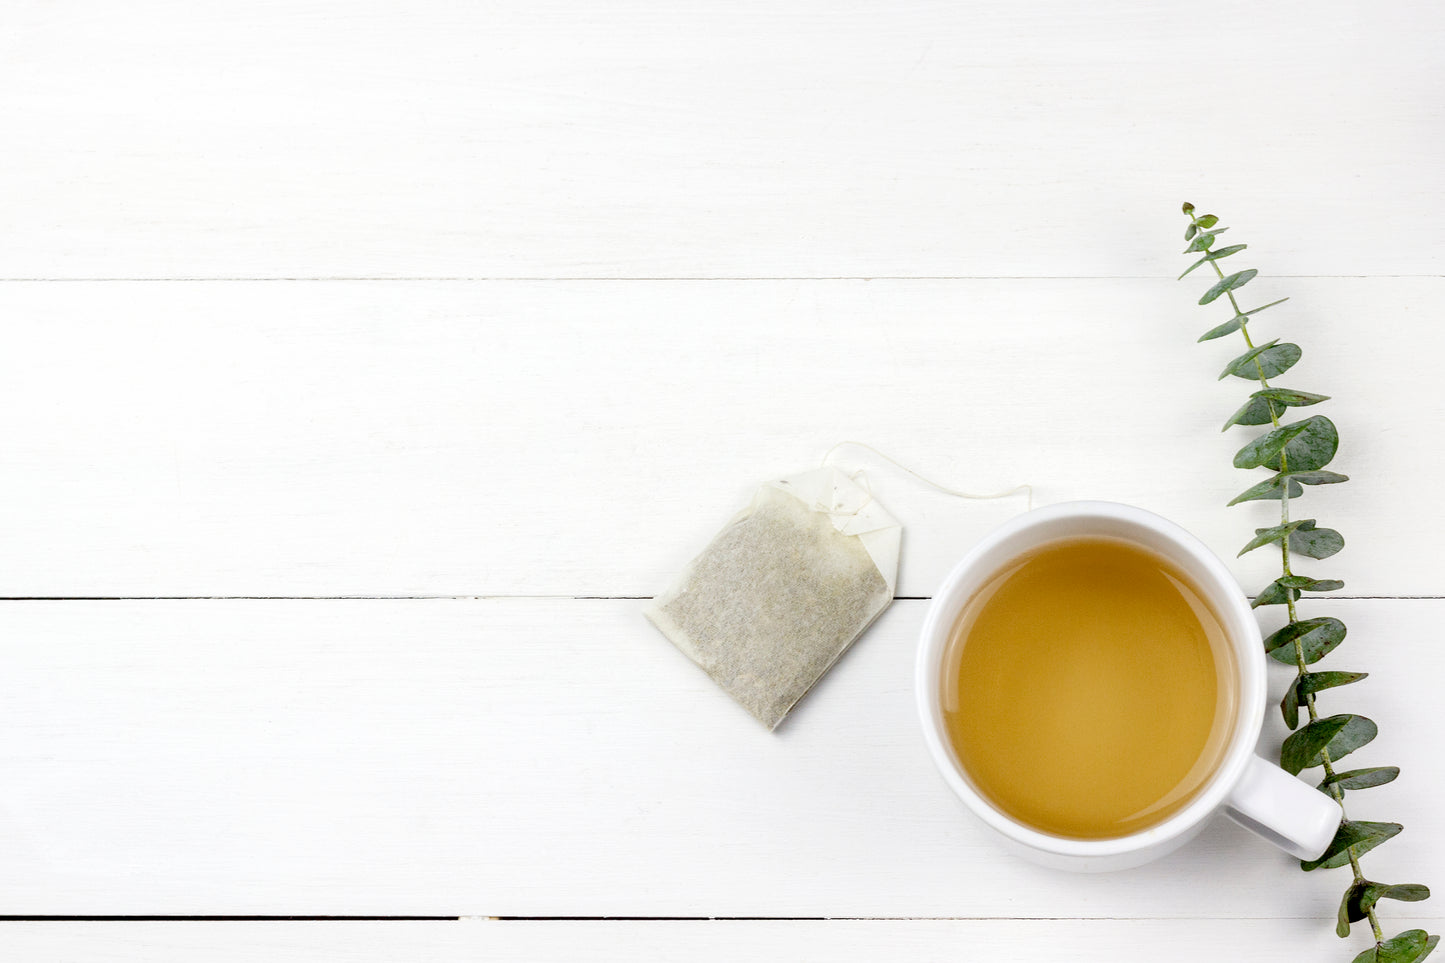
[1178,204,1434,963]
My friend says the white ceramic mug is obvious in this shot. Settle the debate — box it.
[915,500,1342,872]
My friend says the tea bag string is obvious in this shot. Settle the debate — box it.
[820,441,1033,512]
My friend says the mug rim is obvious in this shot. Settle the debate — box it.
[915,500,1266,859]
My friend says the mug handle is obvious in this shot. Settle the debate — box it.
[1225,754,1342,860]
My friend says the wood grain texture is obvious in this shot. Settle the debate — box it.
[4,919,1442,962]
[1,1,1441,279]
[0,278,1438,598]
[0,597,1437,917]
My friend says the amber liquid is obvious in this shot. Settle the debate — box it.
[941,536,1236,839]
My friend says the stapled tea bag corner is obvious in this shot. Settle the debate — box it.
[643,467,900,730]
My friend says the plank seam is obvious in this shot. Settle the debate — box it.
[0,596,1438,602]
[0,276,1439,283]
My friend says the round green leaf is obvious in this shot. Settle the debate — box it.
[1200,267,1257,304]
[1232,415,1338,471]
[1321,767,1401,792]
[1277,574,1344,592]
[1229,473,1304,505]
[1234,421,1313,469]
[1290,520,1346,559]
[1281,713,1376,774]
[1302,670,1368,695]
[1220,339,1280,380]
[1282,715,1347,774]
[1222,394,1281,429]
[1254,387,1330,407]
[1199,316,1245,342]
[1304,820,1401,872]
[1252,578,1300,608]
[1341,879,1374,935]
[1232,342,1303,380]
[1288,470,1350,486]
[1264,415,1339,472]
[1265,616,1346,664]
[1349,929,1439,963]
[1383,884,1432,903]
[1282,671,1368,729]
[1239,518,1311,556]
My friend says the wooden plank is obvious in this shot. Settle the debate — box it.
[5,919,1442,962]
[1,1,1440,279]
[0,278,1438,597]
[0,597,1435,916]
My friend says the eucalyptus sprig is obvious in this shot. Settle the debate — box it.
[1179,203,1435,963]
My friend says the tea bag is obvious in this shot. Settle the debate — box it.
[644,467,900,730]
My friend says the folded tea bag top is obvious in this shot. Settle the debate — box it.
[644,467,900,730]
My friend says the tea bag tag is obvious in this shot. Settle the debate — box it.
[772,468,900,597]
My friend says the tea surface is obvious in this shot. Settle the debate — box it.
[941,536,1235,839]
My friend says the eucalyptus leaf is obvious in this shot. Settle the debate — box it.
[1282,681,1303,731]
[1254,387,1330,407]
[1219,339,1280,380]
[1321,767,1400,792]
[1281,671,1368,729]
[1286,470,1349,486]
[1265,615,1346,665]
[1348,929,1438,963]
[1231,342,1302,380]
[1281,713,1376,774]
[1251,578,1299,608]
[1184,227,1229,253]
[1276,574,1344,592]
[1222,394,1280,429]
[1340,881,1428,935]
[1231,415,1338,472]
[1234,420,1312,469]
[1239,296,1289,318]
[1185,222,1198,241]
[1319,713,1377,765]
[1384,884,1432,903]
[1303,820,1402,872]
[1264,415,1339,472]
[1179,244,1250,280]
[1197,214,1219,228]
[1239,519,1310,556]
[1342,880,1376,934]
[1199,316,1245,342]
[1229,473,1304,505]
[1302,670,1368,694]
[1262,617,1343,657]
[1290,520,1346,559]
[1179,257,1209,280]
[1200,268,1258,304]
[1281,715,1345,773]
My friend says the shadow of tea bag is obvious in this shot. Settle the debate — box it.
[643,467,900,730]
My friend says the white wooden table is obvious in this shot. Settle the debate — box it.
[2,2,1441,959]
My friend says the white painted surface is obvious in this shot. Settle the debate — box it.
[1,0,1440,958]
[1,2,1442,280]
[0,278,1440,598]
[0,598,1437,920]
[5,919,1442,963]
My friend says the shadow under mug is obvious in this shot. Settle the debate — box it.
[915,500,1342,872]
